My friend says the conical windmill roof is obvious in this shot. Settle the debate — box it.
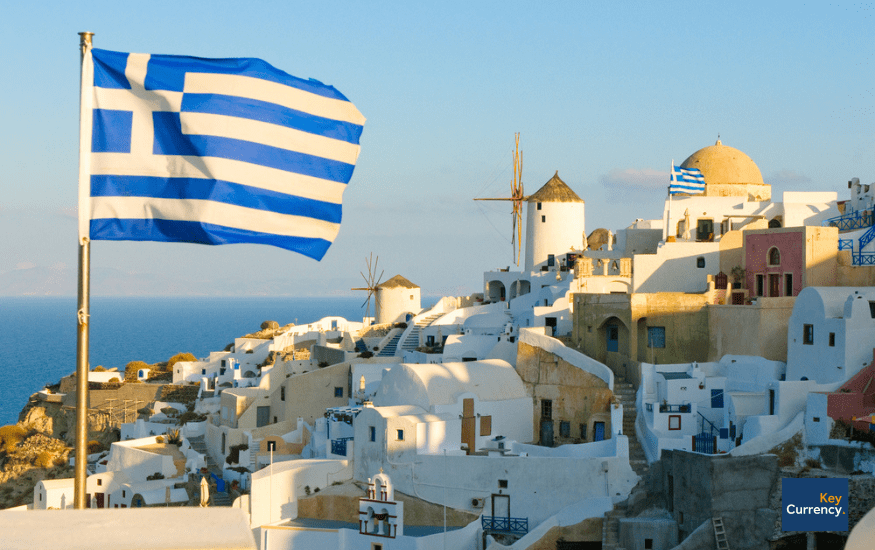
[526,171,584,203]
[377,275,419,290]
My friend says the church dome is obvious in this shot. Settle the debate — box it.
[680,139,764,186]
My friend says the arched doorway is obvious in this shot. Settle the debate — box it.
[486,280,506,302]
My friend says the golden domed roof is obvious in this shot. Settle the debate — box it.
[680,139,764,186]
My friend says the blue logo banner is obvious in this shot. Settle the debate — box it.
[782,478,848,532]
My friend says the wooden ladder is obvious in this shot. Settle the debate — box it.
[712,517,730,550]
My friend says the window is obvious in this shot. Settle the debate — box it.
[201,369,206,375]
[480,415,492,436]
[870,301,875,318]
[696,219,714,242]
[813,417,820,422]
[668,415,681,430]
[647,327,666,348]
[785,273,793,296]
[768,247,781,266]
[541,215,546,223]
[606,324,619,352]
[280,386,285,401]
[267,440,277,452]
[580,424,587,440]
[560,421,570,438]
[541,399,552,419]
[711,389,724,408]
[645,539,654,550]
[547,254,555,267]
[756,274,764,297]
[334,387,343,398]
[803,324,814,345]
[396,429,404,441]
[537,202,542,210]
[369,426,376,442]
[498,479,508,489]
[696,256,705,268]
[372,543,383,550]
[829,333,835,347]
[97,479,102,486]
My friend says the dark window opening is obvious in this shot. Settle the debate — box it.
[541,399,552,419]
[768,247,781,266]
[498,479,508,488]
[396,429,404,440]
[580,424,587,440]
[537,202,542,210]
[560,421,570,437]
[829,332,835,347]
[280,386,285,401]
[369,426,376,442]
[645,539,654,550]
[869,301,875,318]
[696,256,705,268]
[334,387,343,398]
[785,273,793,296]
[756,274,764,297]
[803,324,814,345]
[541,215,546,223]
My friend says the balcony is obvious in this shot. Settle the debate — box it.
[658,403,691,413]
[482,516,529,536]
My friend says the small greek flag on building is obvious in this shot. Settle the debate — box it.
[79,48,365,260]
[669,165,706,195]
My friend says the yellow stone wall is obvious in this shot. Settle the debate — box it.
[516,342,612,445]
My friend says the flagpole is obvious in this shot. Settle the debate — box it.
[75,31,94,510]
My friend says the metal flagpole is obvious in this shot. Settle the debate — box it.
[75,31,94,510]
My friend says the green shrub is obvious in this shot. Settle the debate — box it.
[146,472,165,480]
[87,440,102,454]
[35,451,56,469]
[358,351,374,359]
[177,411,208,426]
[226,443,249,464]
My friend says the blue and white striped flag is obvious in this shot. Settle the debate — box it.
[79,48,365,260]
[669,165,706,195]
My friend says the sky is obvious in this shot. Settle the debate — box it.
[2,2,874,298]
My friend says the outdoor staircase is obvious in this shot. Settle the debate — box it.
[187,435,232,506]
[400,313,443,351]
[713,517,730,550]
[249,438,261,471]
[377,332,403,357]
[601,506,626,550]
[614,377,648,477]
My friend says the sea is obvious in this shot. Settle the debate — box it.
[0,296,376,427]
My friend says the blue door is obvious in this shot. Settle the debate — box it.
[606,325,619,353]
[594,422,605,442]
[540,420,554,447]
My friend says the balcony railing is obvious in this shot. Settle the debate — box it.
[823,209,874,231]
[853,253,875,266]
[330,437,353,456]
[482,516,529,535]
[659,403,691,413]
[839,239,854,251]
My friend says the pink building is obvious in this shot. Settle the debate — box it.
[743,226,838,299]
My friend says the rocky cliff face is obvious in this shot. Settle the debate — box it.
[0,394,119,509]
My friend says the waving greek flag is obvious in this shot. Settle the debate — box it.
[78,48,365,260]
[669,165,706,195]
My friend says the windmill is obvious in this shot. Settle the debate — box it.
[351,253,384,324]
[474,133,525,265]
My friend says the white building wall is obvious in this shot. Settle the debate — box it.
[103,437,177,481]
[632,241,720,293]
[524,200,586,273]
[377,286,421,325]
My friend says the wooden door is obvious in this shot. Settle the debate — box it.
[461,398,475,454]
[769,273,780,297]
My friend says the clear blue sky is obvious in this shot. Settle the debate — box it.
[2,2,873,297]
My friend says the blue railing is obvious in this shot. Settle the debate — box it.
[698,412,719,438]
[822,209,874,231]
[853,253,875,266]
[659,403,691,413]
[839,239,854,251]
[330,437,353,456]
[482,516,529,535]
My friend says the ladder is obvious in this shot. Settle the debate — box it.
[712,517,730,550]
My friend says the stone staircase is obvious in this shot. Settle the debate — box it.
[400,313,443,351]
[614,377,648,478]
[376,332,403,357]
[187,435,231,506]
[602,506,626,550]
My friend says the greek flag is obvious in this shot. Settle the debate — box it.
[669,165,706,195]
[79,48,365,260]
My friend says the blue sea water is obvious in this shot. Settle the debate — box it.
[0,296,368,427]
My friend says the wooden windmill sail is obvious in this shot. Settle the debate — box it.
[474,133,525,265]
[351,253,384,323]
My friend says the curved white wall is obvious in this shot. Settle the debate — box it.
[524,200,585,273]
[376,286,421,324]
